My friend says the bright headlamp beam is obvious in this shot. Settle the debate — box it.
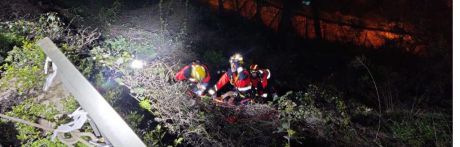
[130,59,145,69]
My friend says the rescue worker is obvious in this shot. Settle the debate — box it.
[175,60,211,96]
[249,64,271,99]
[208,54,252,105]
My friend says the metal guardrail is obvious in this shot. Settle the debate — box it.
[37,37,146,147]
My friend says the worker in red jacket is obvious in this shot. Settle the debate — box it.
[175,60,211,96]
[249,64,271,98]
[208,54,252,104]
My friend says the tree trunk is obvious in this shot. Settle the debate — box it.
[277,0,302,49]
[234,0,239,11]
[218,0,224,16]
[311,0,322,40]
[278,0,301,34]
[254,0,263,24]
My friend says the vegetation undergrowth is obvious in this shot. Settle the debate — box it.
[0,13,97,146]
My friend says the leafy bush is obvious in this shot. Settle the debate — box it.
[1,12,100,61]
[389,112,451,146]
[0,32,25,63]
[0,12,100,146]
[1,13,65,40]
[61,96,80,114]
[91,42,269,146]
[103,36,164,61]
[116,61,213,145]
[3,98,61,146]
[143,124,173,147]
[97,0,122,25]
[30,138,67,147]
[1,94,90,146]
[275,91,325,146]
[0,40,45,93]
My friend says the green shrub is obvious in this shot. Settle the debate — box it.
[273,85,365,145]
[4,98,60,145]
[389,113,452,146]
[143,124,167,147]
[97,0,122,25]
[61,96,80,114]
[0,12,103,146]
[142,123,183,147]
[0,32,25,63]
[1,13,65,40]
[4,40,45,67]
[0,40,45,93]
[1,12,100,64]
[104,37,156,60]
[30,138,67,147]
[105,37,130,53]
[275,91,325,145]
[2,96,88,146]
[0,32,25,47]
[139,99,152,111]
[125,111,144,129]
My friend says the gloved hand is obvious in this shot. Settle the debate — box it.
[196,90,204,96]
[208,88,219,99]
[261,93,268,98]
[208,89,216,96]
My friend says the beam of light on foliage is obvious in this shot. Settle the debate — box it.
[130,59,145,69]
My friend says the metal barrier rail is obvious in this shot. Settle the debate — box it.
[37,37,146,147]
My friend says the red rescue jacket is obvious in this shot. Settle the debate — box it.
[215,68,252,92]
[250,69,270,96]
[175,64,211,84]
[250,69,270,89]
